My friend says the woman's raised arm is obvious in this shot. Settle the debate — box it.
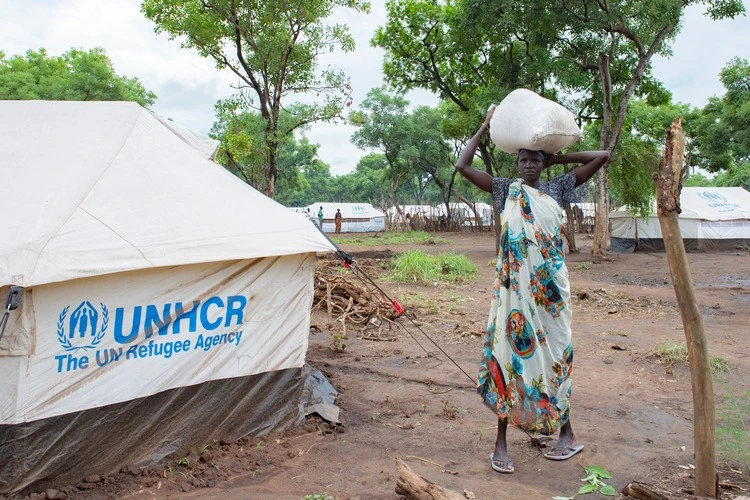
[454,105,496,193]
[547,150,610,187]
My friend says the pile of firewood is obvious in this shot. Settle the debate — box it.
[313,272,401,334]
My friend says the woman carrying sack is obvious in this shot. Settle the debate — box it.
[455,104,609,473]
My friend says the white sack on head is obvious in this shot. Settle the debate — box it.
[489,89,582,154]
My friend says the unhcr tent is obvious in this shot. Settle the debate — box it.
[610,187,750,251]
[0,101,334,493]
[306,202,385,233]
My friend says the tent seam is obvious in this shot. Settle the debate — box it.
[25,105,145,280]
[77,207,156,266]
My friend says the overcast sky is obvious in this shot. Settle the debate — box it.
[2,0,749,176]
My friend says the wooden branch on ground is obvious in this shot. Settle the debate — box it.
[622,481,701,500]
[654,117,717,498]
[394,458,463,500]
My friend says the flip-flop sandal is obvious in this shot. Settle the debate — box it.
[490,453,515,473]
[543,444,584,461]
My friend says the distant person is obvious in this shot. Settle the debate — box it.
[455,104,608,473]
[334,208,342,234]
[317,206,324,229]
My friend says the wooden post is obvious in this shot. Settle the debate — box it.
[654,117,717,498]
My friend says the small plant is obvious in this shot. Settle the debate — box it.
[389,250,476,284]
[304,494,334,500]
[578,465,617,496]
[716,383,750,473]
[576,261,592,270]
[425,298,440,314]
[200,439,219,455]
[177,457,190,467]
[255,440,265,449]
[331,330,348,351]
[442,400,461,419]
[654,340,730,374]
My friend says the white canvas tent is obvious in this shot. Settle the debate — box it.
[610,187,750,251]
[0,100,334,493]
[306,202,385,233]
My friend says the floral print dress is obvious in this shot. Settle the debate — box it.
[478,173,577,435]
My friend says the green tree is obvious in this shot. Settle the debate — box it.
[275,137,334,206]
[373,0,537,178]
[350,87,414,222]
[713,162,750,191]
[461,0,745,258]
[330,153,391,205]
[683,172,714,187]
[694,58,750,172]
[210,104,332,205]
[587,99,700,217]
[0,48,156,105]
[142,0,369,199]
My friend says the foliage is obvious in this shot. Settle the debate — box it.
[578,465,617,496]
[350,87,413,208]
[715,382,750,473]
[142,0,369,198]
[590,99,700,217]
[713,161,750,191]
[693,58,750,172]
[304,494,334,500]
[683,172,714,187]
[211,106,335,205]
[389,250,476,284]
[458,0,744,254]
[0,48,156,106]
[372,0,528,179]
[330,231,446,246]
[329,153,392,205]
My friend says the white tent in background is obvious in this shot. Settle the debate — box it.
[306,202,386,233]
[386,205,441,223]
[0,100,334,493]
[610,187,750,251]
[436,202,493,226]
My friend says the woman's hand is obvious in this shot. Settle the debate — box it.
[482,104,496,132]
[545,153,560,168]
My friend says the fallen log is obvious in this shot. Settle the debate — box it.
[394,458,463,500]
[622,481,701,500]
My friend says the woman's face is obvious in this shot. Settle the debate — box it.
[517,149,545,184]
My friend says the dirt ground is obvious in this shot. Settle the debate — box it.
[16,232,750,500]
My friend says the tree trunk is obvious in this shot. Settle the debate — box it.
[391,179,409,232]
[451,190,483,231]
[562,164,578,252]
[562,203,578,253]
[593,51,613,257]
[592,163,610,257]
[655,117,717,498]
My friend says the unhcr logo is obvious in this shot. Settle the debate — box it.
[57,301,109,352]
[698,191,727,203]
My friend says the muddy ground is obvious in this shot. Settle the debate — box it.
[16,232,750,500]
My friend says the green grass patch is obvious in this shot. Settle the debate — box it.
[716,383,750,473]
[576,261,592,270]
[654,340,730,374]
[330,231,446,247]
[389,250,476,284]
